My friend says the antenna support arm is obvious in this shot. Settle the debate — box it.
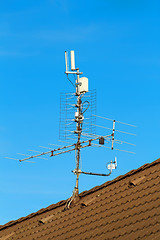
[72,169,112,177]
[65,71,83,75]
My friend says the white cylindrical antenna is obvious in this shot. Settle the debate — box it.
[70,50,75,70]
[65,51,69,72]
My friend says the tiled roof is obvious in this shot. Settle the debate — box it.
[0,158,160,240]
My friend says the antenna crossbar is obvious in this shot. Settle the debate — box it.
[19,133,113,162]
[113,148,135,154]
[93,114,136,127]
[91,123,136,136]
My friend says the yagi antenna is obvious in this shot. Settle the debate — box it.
[7,50,136,210]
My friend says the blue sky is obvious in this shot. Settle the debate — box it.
[0,0,160,224]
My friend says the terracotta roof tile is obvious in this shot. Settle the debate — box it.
[0,158,160,239]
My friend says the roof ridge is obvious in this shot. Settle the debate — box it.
[0,158,159,232]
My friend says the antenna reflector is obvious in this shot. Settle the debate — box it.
[70,50,75,70]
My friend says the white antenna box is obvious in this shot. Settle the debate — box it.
[78,77,88,93]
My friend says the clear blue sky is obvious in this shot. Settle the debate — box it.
[0,0,160,225]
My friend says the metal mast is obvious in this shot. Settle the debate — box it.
[65,52,85,203]
[75,93,81,198]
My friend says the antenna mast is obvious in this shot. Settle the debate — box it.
[8,50,136,209]
[65,50,87,200]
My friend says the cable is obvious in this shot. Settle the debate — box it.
[82,101,90,114]
[67,75,76,89]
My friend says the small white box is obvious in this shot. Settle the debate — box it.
[75,112,78,118]
[78,77,88,93]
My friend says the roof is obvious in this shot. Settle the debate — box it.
[0,158,160,240]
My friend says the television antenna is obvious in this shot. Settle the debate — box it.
[6,50,136,209]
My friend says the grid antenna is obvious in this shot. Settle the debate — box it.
[7,50,136,209]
